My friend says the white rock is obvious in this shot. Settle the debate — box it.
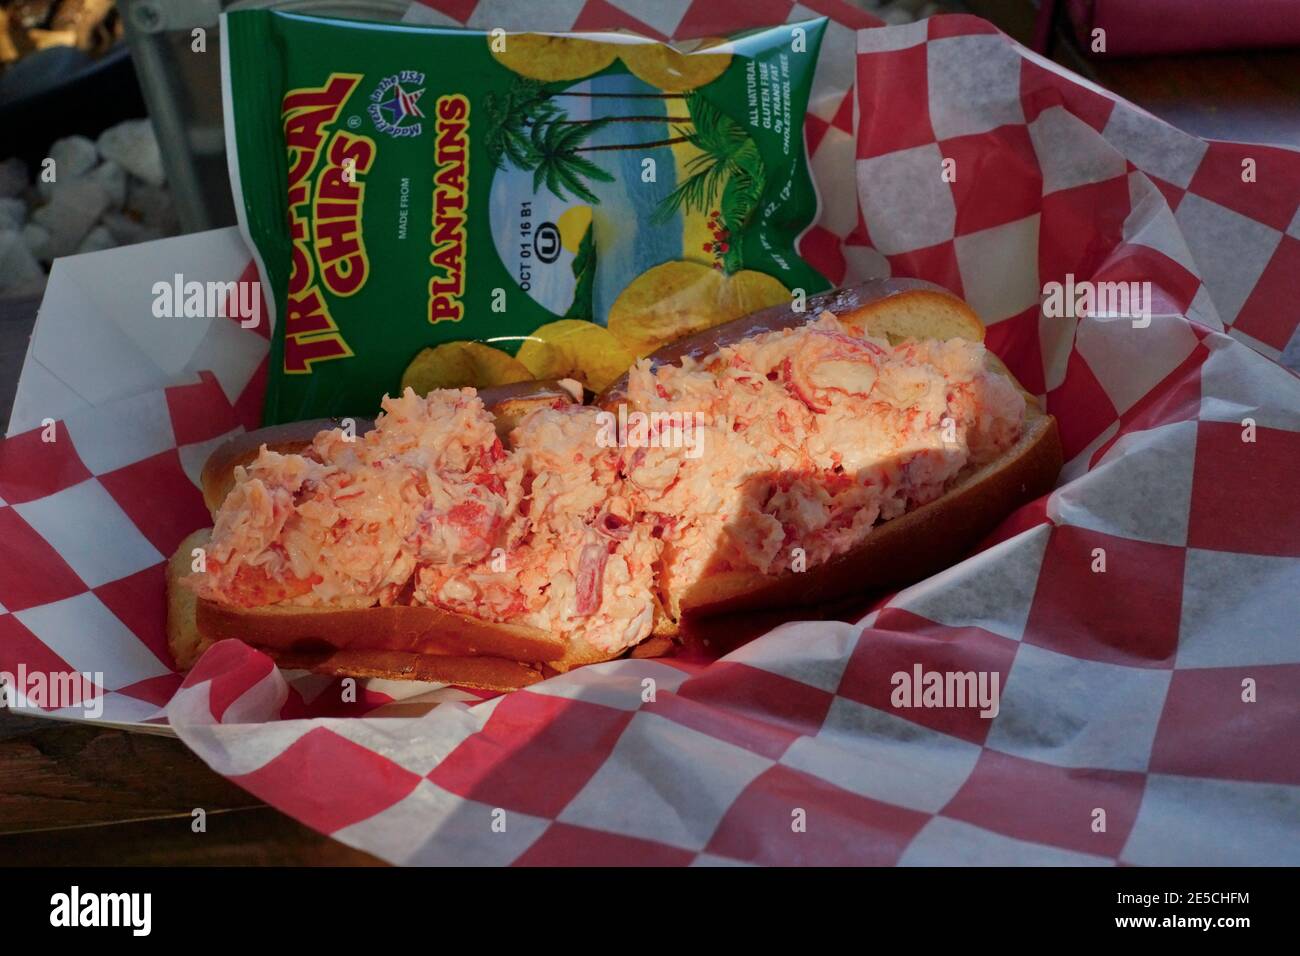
[76,225,118,255]
[97,119,166,187]
[0,230,47,293]
[40,160,127,207]
[49,135,99,179]
[35,138,112,202]
[21,222,52,260]
[89,160,128,209]
[0,197,25,230]
[36,176,73,204]
[0,157,28,199]
[102,211,164,246]
[31,179,111,258]
[125,181,177,232]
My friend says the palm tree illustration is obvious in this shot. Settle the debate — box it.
[483,81,558,172]
[652,92,765,228]
[525,117,617,204]
[485,78,694,205]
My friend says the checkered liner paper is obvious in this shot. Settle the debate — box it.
[2,6,1299,865]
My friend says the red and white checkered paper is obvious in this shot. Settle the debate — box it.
[2,8,1299,863]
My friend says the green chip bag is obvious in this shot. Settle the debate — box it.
[221,10,830,423]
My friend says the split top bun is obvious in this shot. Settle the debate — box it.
[187,280,1058,668]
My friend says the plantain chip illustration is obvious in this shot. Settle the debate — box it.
[608,261,727,358]
[516,319,634,393]
[401,341,533,394]
[491,33,619,81]
[618,37,731,92]
[608,260,790,358]
[717,268,792,320]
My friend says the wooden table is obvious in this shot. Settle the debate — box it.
[1,22,1297,865]
[0,712,381,865]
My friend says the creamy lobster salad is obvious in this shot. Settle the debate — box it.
[189,313,1025,659]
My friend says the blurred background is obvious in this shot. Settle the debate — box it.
[0,0,409,301]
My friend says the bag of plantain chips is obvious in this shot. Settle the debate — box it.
[221,10,830,423]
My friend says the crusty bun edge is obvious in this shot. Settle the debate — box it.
[166,531,551,691]
[593,277,1059,623]
[258,646,544,691]
[167,529,211,671]
[195,597,565,662]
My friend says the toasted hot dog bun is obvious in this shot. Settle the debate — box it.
[170,381,582,690]
[173,281,1061,687]
[167,528,210,671]
[598,278,1061,625]
[670,408,1060,619]
[260,646,545,689]
[165,530,551,690]
[194,598,564,661]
